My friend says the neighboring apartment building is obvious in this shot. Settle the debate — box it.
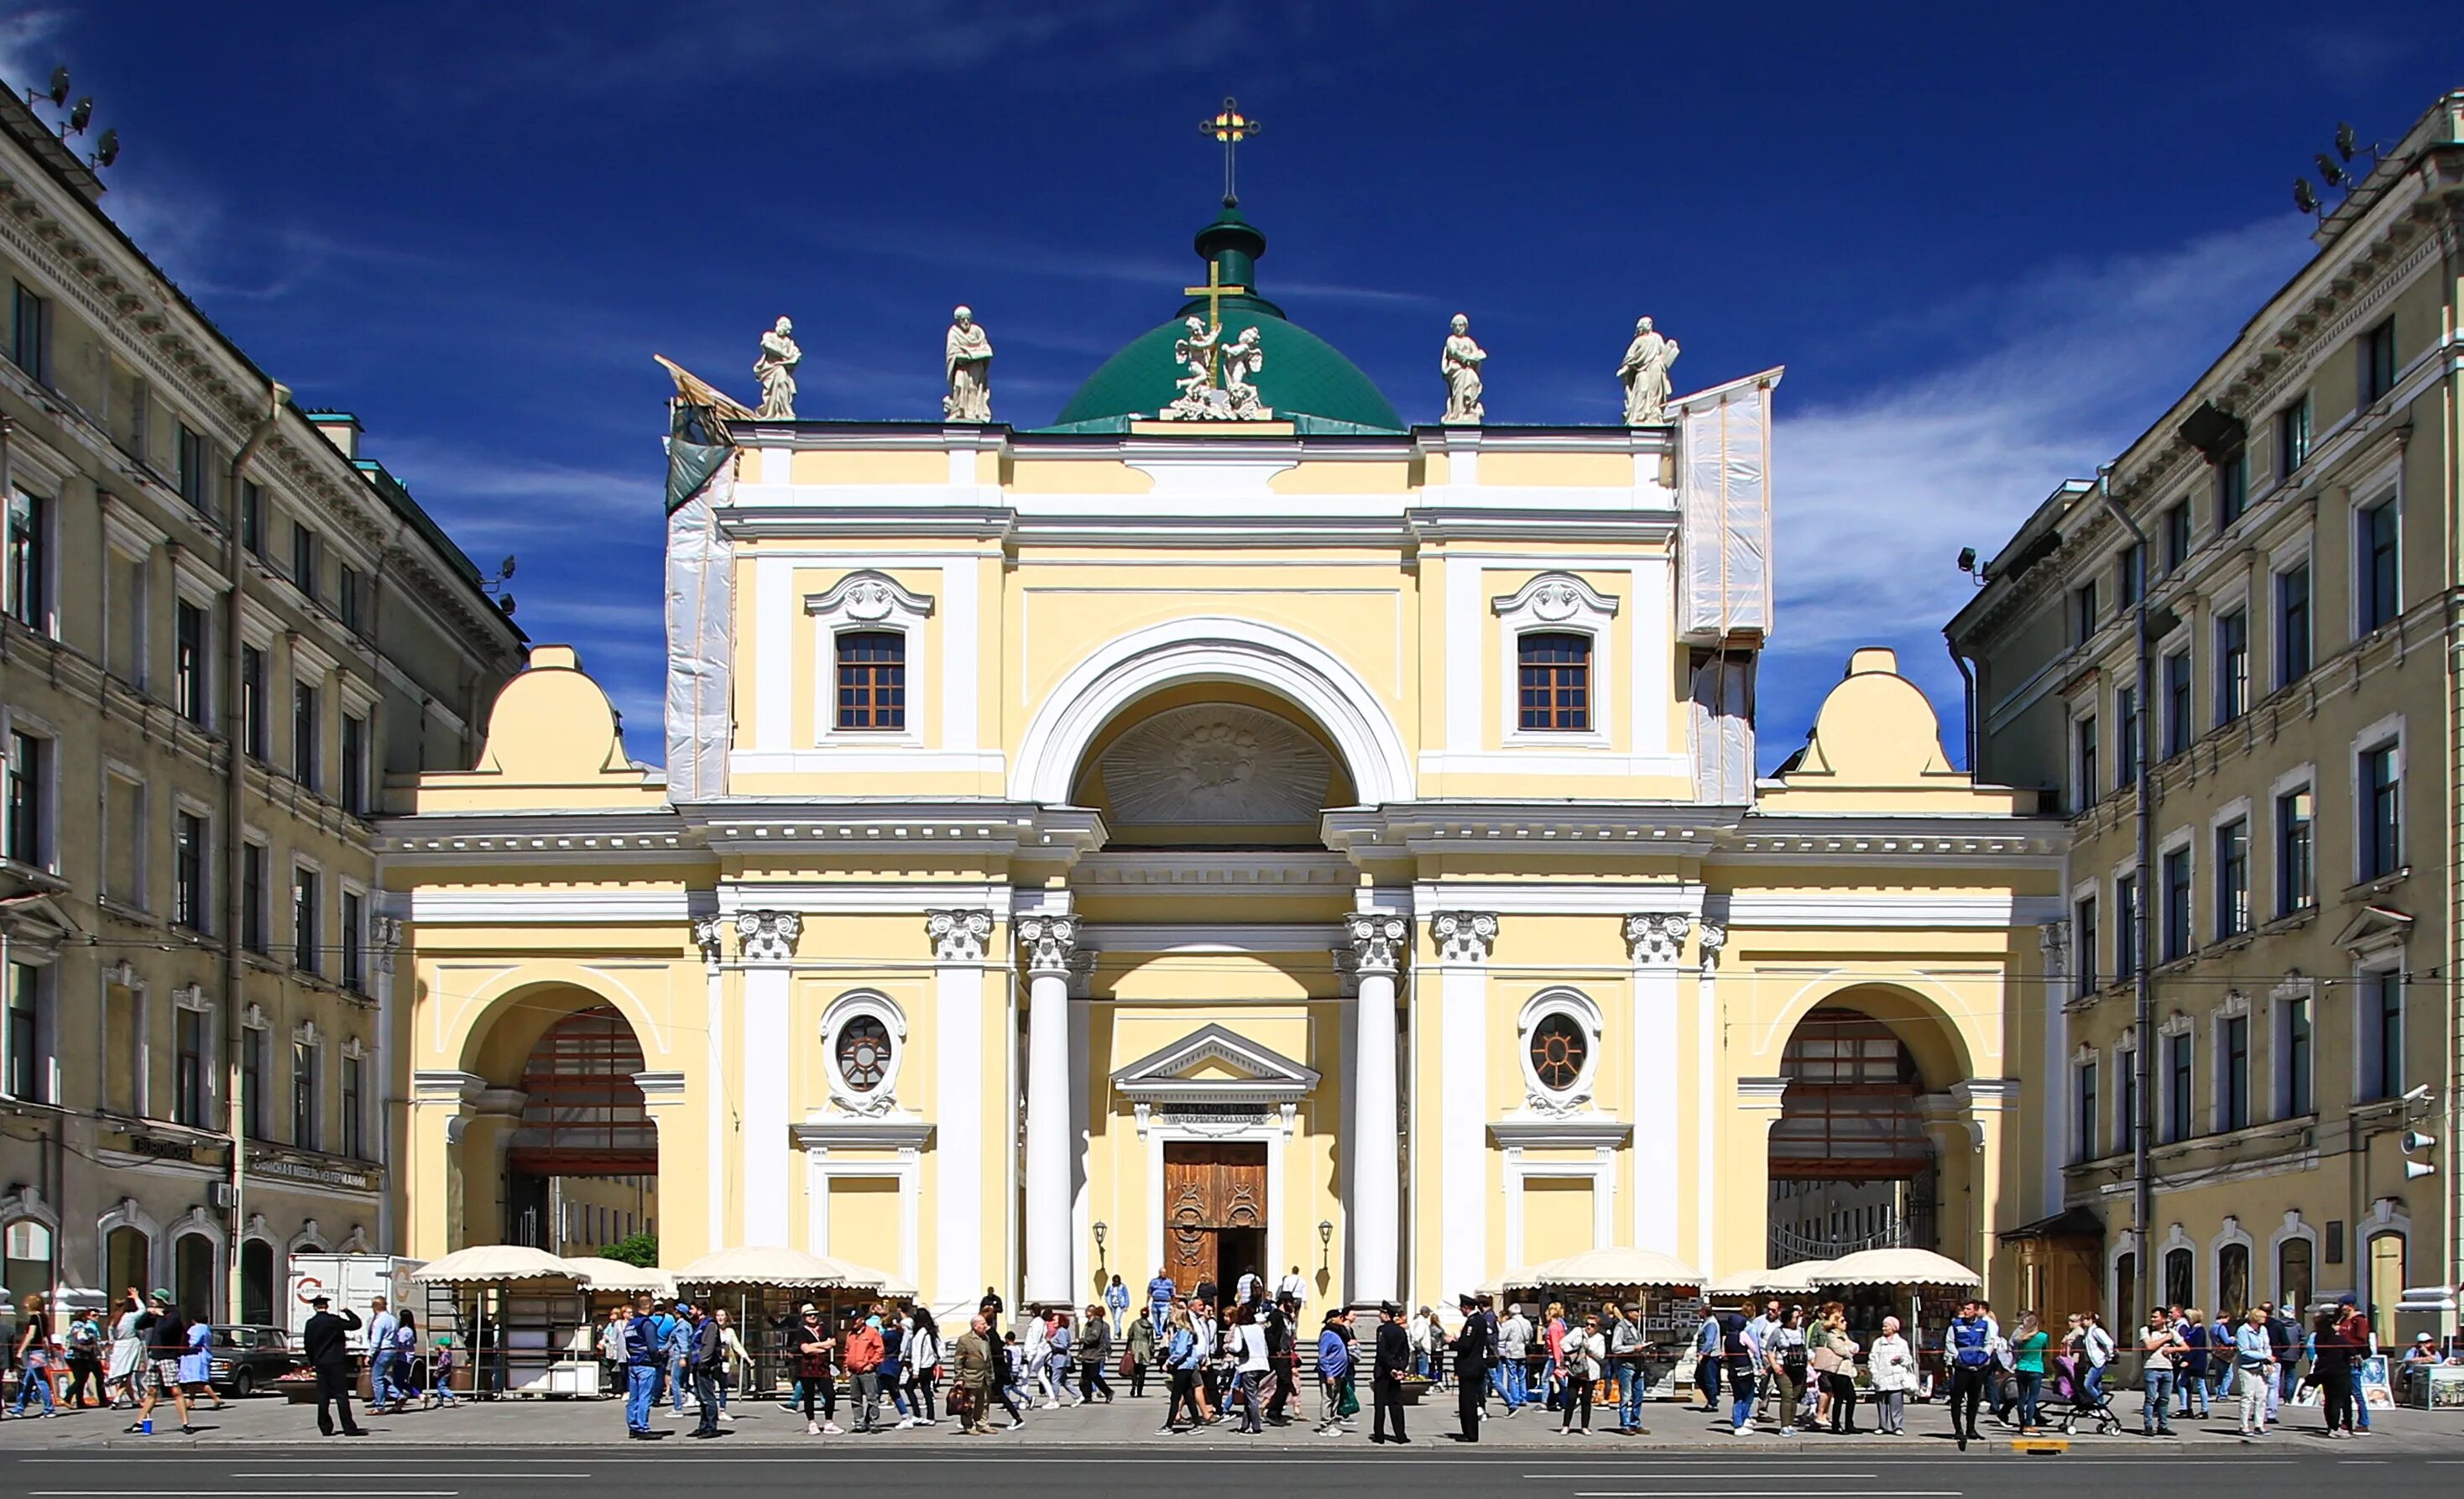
[1949,91,2462,1337]
[0,84,525,1322]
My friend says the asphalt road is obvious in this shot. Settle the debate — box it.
[6,1444,2459,1497]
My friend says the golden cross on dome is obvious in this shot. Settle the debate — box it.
[1182,260,1247,337]
[1200,96,1261,207]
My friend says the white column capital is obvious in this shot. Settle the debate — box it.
[1016,913,1079,976]
[927,908,995,963]
[1344,912,1408,975]
[735,908,802,963]
[1624,911,1692,966]
[1430,910,1498,965]
[692,914,727,965]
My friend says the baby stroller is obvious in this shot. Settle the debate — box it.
[2051,1353,2120,1435]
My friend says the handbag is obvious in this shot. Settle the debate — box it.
[1120,1349,1134,1378]
[948,1382,974,1415]
[1338,1381,1361,1418]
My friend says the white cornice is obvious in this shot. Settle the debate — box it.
[1075,922,1341,953]
[1410,880,1705,918]
[1705,892,2065,929]
[1487,1115,1634,1149]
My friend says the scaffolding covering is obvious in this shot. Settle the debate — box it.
[1677,367,1781,640]
[1689,652,1757,803]
[663,396,737,802]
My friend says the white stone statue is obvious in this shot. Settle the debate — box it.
[1162,316,1226,420]
[1440,313,1486,425]
[753,316,802,419]
[1219,326,1270,419]
[943,305,994,422]
[1617,315,1680,426]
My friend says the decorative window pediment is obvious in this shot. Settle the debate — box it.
[1491,572,1619,625]
[1109,1023,1320,1105]
[805,570,934,627]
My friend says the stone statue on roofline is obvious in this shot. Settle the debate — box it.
[1440,313,1486,425]
[1219,326,1270,419]
[753,316,802,419]
[944,306,994,422]
[1618,315,1680,426]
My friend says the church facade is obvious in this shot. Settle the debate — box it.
[378,208,2069,1315]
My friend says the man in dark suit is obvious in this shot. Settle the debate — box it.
[1371,1301,1411,1444]
[300,1294,366,1436]
[1454,1293,1496,1442]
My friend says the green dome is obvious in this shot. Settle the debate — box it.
[1044,208,1404,434]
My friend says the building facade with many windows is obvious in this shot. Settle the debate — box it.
[0,85,524,1322]
[1948,91,2462,1334]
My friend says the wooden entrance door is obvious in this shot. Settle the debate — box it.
[1164,1141,1266,1295]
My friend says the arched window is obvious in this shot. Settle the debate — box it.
[2163,1246,2194,1309]
[2277,1235,2312,1313]
[2367,1232,2406,1329]
[105,1225,149,1298]
[835,632,906,731]
[3,1219,50,1299]
[241,1240,276,1326]
[2216,1242,2250,1318]
[1517,633,1591,731]
[2113,1250,2137,1325]
[175,1232,216,1321]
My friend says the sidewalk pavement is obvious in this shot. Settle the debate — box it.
[5,1386,2459,1452]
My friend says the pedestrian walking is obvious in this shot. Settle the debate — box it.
[2310,1307,2357,1436]
[1494,1302,1531,1413]
[875,1303,909,1424]
[1156,1308,1201,1433]
[11,1293,55,1418]
[2232,1306,2273,1438]
[713,1308,749,1423]
[62,1303,102,1410]
[1266,1297,1301,1421]
[979,1286,1004,1340]
[686,1304,725,1437]
[1077,1303,1115,1403]
[1370,1300,1411,1444]
[388,1309,420,1411]
[180,1311,220,1413]
[901,1306,941,1427]
[126,1291,193,1435]
[300,1293,365,1436]
[2175,1307,2211,1420]
[1232,1303,1270,1433]
[366,1295,399,1414]
[2138,1307,2185,1436]
[1125,1305,1154,1399]
[1767,1304,1810,1436]
[663,1300,697,1418]
[1944,1298,1992,1449]
[427,1334,461,1408]
[1868,1315,1916,1434]
[951,1314,998,1435]
[998,1332,1033,1426]
[1558,1313,1602,1434]
[1315,1308,1356,1435]
[2334,1296,2374,1434]
[1723,1304,1762,1436]
[105,1288,145,1409]
[2009,1311,2047,1434]
[1146,1268,1176,1333]
[1106,1274,1131,1334]
[1818,1305,1861,1433]
[622,1293,664,1439]
[1692,1303,1723,1412]
[1454,1292,1495,1442]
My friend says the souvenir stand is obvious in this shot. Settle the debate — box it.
[1791,1246,1981,1401]
[1490,1246,1708,1402]
[411,1246,593,1398]
[563,1257,677,1394]
[672,1246,916,1398]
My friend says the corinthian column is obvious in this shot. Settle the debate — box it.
[1016,913,1078,1308]
[1345,912,1407,1307]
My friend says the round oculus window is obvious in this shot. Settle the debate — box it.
[834,1016,893,1091]
[1527,1012,1589,1092]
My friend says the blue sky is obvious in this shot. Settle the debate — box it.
[19,3,2462,774]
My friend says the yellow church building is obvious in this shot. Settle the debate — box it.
[377,202,2070,1318]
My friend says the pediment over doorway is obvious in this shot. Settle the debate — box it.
[1110,1023,1320,1105]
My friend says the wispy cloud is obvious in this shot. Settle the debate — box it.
[1763,216,2313,761]
[0,10,66,102]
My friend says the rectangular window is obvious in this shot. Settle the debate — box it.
[5,729,45,867]
[2115,873,2140,979]
[238,480,264,556]
[2215,818,2248,938]
[3,960,42,1103]
[2161,845,2192,962]
[242,1026,268,1140]
[341,1054,364,1159]
[2073,895,2098,997]
[173,1006,207,1127]
[2361,741,2401,880]
[290,522,318,602]
[833,629,906,731]
[2118,1050,2140,1155]
[293,681,321,789]
[342,889,364,993]
[2166,1032,2194,1142]
[291,1039,316,1150]
[174,810,206,931]
[2070,581,2099,644]
[177,426,211,514]
[2216,608,2248,724]
[337,565,363,633]
[6,488,48,631]
[2275,562,2310,686]
[1517,632,1593,732]
[2364,972,2404,1101]
[2357,498,2399,632]
[2284,995,2312,1119]
[174,600,209,725]
[240,645,268,760]
[2117,543,2143,608]
[2074,1060,2099,1163]
[2276,395,2312,477]
[241,842,268,954]
[2276,786,2315,916]
[2162,503,2190,574]
[2359,317,2397,405]
[292,865,321,974]
[340,713,367,817]
[10,280,48,383]
[2114,685,2138,787]
[2221,1014,2249,1132]
[2163,649,2192,757]
[2073,713,2097,811]
[2216,449,2248,529]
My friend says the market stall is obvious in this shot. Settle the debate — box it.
[671,1246,912,1397]
[1489,1246,1708,1401]
[411,1245,594,1398]
[1791,1246,1982,1396]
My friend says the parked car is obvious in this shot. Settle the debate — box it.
[207,1324,301,1397]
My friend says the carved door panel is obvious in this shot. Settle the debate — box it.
[1163,1142,1268,1294]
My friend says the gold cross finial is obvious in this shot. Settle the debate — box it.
[1200,96,1261,206]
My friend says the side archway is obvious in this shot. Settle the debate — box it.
[1012,617,1412,806]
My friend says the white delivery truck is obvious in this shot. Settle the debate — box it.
[284,1254,424,1353]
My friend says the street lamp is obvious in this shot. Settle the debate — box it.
[1318,1219,1333,1271]
[1093,1220,1108,1274]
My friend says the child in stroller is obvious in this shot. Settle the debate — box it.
[2051,1352,2120,1434]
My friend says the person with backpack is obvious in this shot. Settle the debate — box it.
[1944,1299,1993,1449]
[688,1304,726,1438]
[1721,1305,1762,1435]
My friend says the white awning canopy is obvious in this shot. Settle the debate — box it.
[1704,1263,1820,1298]
[1797,1247,1982,1289]
[410,1246,577,1285]
[561,1257,678,1298]
[1490,1246,1707,1292]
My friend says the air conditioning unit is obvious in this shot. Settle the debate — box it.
[209,1183,238,1210]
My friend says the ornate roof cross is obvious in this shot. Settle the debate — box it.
[1182,260,1248,338]
[1201,96,1261,207]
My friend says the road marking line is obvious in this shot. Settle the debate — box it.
[31,1492,458,1497]
[1576,1492,1960,1497]
[225,1476,590,1481]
